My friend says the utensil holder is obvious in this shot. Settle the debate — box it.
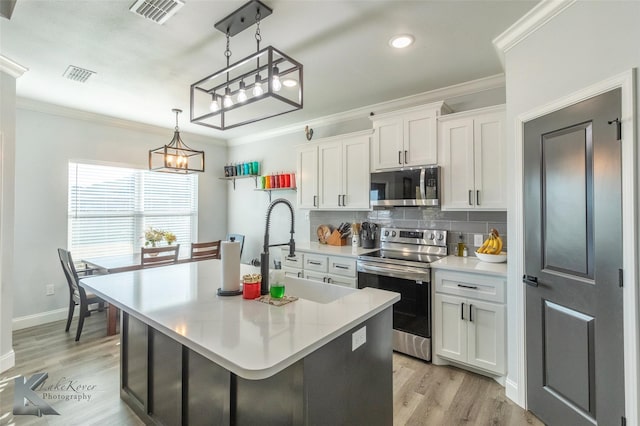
[326,230,347,246]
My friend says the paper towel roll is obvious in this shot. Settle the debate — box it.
[220,240,241,292]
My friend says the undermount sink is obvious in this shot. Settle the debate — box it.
[284,276,356,304]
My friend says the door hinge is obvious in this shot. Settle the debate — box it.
[608,117,622,141]
[619,268,624,288]
[621,415,626,426]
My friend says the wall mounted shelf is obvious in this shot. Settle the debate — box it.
[219,175,258,190]
[255,187,297,202]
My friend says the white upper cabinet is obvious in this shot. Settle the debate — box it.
[296,144,319,208]
[370,102,450,171]
[439,105,506,210]
[296,130,371,210]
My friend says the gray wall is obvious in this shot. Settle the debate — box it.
[12,104,228,320]
[0,68,18,369]
[503,0,640,406]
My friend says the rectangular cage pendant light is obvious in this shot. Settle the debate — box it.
[190,0,303,131]
[149,109,205,174]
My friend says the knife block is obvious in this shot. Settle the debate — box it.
[326,230,347,246]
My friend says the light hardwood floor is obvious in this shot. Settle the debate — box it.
[1,312,543,425]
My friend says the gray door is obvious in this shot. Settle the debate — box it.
[523,88,624,425]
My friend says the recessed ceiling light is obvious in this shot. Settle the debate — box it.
[282,79,298,88]
[389,34,415,49]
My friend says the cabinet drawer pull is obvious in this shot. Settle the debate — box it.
[457,284,478,290]
[308,261,322,266]
[461,302,465,320]
[469,304,473,322]
[398,151,402,165]
[334,265,349,270]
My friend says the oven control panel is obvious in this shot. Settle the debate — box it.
[379,227,447,247]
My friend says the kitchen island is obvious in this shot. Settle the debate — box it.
[80,260,399,425]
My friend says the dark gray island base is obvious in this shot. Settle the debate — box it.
[120,308,393,426]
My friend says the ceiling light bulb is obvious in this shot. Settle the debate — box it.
[223,87,234,108]
[282,79,298,88]
[209,94,220,112]
[253,74,264,96]
[389,34,415,49]
[272,66,282,92]
[237,81,248,103]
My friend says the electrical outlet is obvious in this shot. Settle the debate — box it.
[46,284,55,296]
[474,234,484,247]
[304,211,310,221]
[352,326,367,351]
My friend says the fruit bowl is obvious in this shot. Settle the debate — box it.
[475,251,507,263]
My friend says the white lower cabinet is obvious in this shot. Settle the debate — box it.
[282,249,358,288]
[433,270,506,376]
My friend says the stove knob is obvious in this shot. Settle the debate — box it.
[437,233,445,241]
[429,233,435,240]
[391,231,397,237]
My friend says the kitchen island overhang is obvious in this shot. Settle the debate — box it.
[80,260,399,425]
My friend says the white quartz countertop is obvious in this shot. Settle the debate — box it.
[80,260,398,380]
[292,241,378,258]
[430,255,507,277]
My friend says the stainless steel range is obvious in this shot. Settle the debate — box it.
[357,227,448,361]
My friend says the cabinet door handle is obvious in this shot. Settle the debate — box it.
[341,194,346,206]
[313,195,317,207]
[468,190,473,206]
[308,261,322,266]
[297,271,302,278]
[404,150,408,164]
[334,264,349,270]
[469,304,473,322]
[327,277,332,283]
[461,302,465,320]
[338,194,342,206]
[457,284,478,290]
[476,190,480,206]
[398,151,402,165]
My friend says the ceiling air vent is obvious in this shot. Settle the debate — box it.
[62,65,95,83]
[129,0,185,24]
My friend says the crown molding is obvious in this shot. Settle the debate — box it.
[15,97,227,147]
[0,55,28,78]
[493,0,577,67]
[228,73,505,146]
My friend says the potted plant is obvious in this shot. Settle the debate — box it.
[144,227,165,248]
[164,231,177,245]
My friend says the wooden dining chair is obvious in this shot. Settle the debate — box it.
[141,244,180,267]
[190,240,221,260]
[58,248,106,341]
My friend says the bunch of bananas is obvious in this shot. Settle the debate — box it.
[477,229,503,255]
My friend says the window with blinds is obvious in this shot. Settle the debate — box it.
[68,162,198,260]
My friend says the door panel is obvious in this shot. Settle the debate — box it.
[524,88,623,425]
[434,293,466,363]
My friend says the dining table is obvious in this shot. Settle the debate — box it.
[82,248,195,336]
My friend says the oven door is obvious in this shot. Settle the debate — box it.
[357,261,430,339]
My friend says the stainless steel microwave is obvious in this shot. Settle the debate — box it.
[370,166,440,207]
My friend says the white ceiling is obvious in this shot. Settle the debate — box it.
[0,0,537,141]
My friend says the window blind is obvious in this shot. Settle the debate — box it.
[68,162,198,260]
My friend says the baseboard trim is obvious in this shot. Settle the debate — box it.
[0,349,15,373]
[505,378,524,408]
[12,307,73,331]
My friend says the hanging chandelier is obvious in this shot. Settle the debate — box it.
[190,0,303,131]
[149,109,205,173]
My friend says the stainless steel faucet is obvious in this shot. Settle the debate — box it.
[260,198,295,295]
